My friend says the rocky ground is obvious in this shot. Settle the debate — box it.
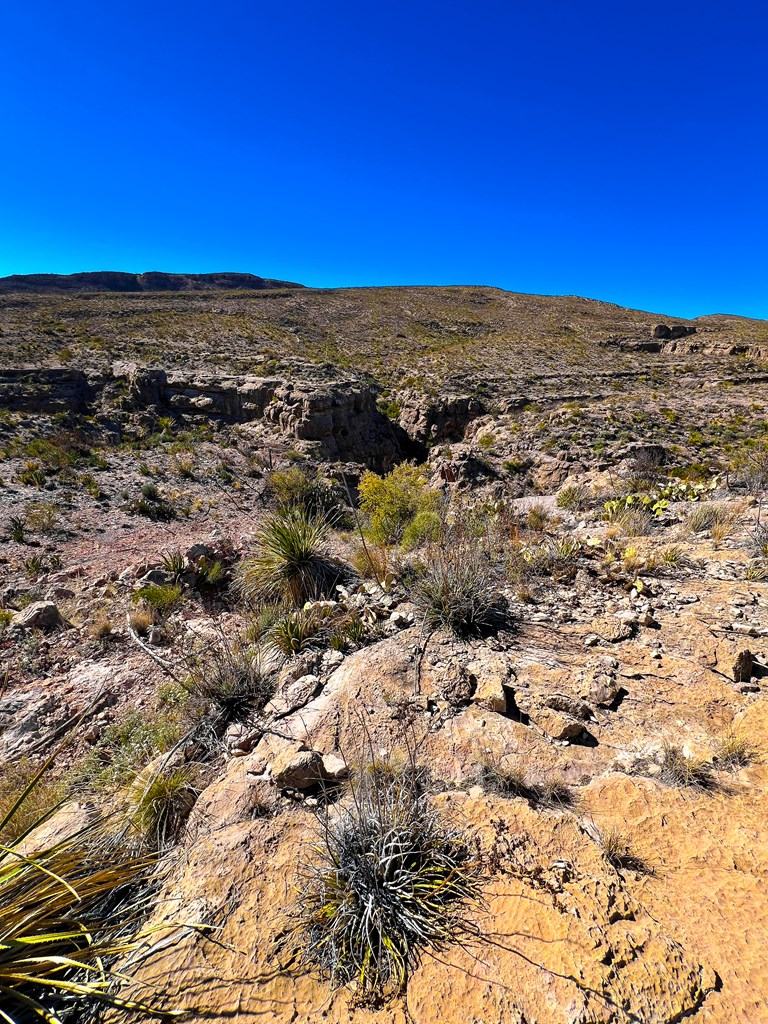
[2,283,768,1024]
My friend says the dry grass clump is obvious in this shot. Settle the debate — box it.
[237,509,344,606]
[605,506,653,538]
[89,611,115,640]
[185,636,274,726]
[658,742,714,789]
[292,765,480,999]
[713,731,759,771]
[599,828,652,874]
[413,532,504,635]
[351,542,391,582]
[475,753,574,809]
[556,483,589,512]
[126,764,199,851]
[0,759,66,845]
[685,502,730,535]
[129,606,153,636]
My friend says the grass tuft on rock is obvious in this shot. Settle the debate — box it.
[292,766,480,999]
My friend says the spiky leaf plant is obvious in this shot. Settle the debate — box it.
[0,769,178,1023]
[293,766,480,999]
[237,509,342,607]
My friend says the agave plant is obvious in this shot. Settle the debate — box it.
[237,509,343,606]
[0,765,178,1023]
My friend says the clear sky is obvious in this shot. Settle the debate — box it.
[2,1,766,318]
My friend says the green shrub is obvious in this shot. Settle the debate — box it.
[269,466,346,519]
[358,464,439,545]
[133,582,182,616]
[401,507,443,551]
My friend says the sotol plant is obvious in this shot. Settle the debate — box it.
[237,509,342,606]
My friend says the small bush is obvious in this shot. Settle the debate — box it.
[401,507,443,551]
[351,543,390,581]
[129,607,153,636]
[130,483,176,521]
[358,464,440,545]
[237,509,343,606]
[292,766,480,998]
[556,484,588,512]
[9,515,26,543]
[185,638,274,726]
[133,582,182,617]
[25,500,58,533]
[160,548,187,582]
[269,466,346,519]
[525,504,550,532]
[599,828,651,873]
[126,765,198,850]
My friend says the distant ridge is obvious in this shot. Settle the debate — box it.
[0,271,305,294]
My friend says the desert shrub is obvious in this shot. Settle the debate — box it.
[401,507,443,551]
[0,775,173,1021]
[17,461,46,488]
[686,503,729,534]
[731,443,768,494]
[556,484,589,512]
[269,466,346,520]
[133,582,182,618]
[129,607,153,636]
[599,828,651,873]
[351,542,390,581]
[292,766,480,998]
[525,504,550,532]
[0,609,13,632]
[126,765,198,850]
[358,464,440,545]
[413,531,504,635]
[79,709,183,789]
[9,515,26,543]
[658,743,713,789]
[476,752,531,799]
[130,482,176,521]
[25,500,58,533]
[625,448,665,490]
[90,611,115,640]
[606,507,653,537]
[80,471,103,498]
[752,523,768,559]
[237,509,343,606]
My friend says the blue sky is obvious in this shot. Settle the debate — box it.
[1,1,766,318]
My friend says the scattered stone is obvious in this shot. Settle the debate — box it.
[592,615,633,643]
[733,650,754,683]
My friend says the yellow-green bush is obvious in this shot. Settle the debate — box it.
[358,464,440,545]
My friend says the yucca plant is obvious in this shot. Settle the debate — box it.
[126,765,199,851]
[0,766,178,1022]
[292,765,480,999]
[237,509,343,606]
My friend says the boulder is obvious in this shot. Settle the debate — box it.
[270,746,326,790]
[11,601,67,632]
